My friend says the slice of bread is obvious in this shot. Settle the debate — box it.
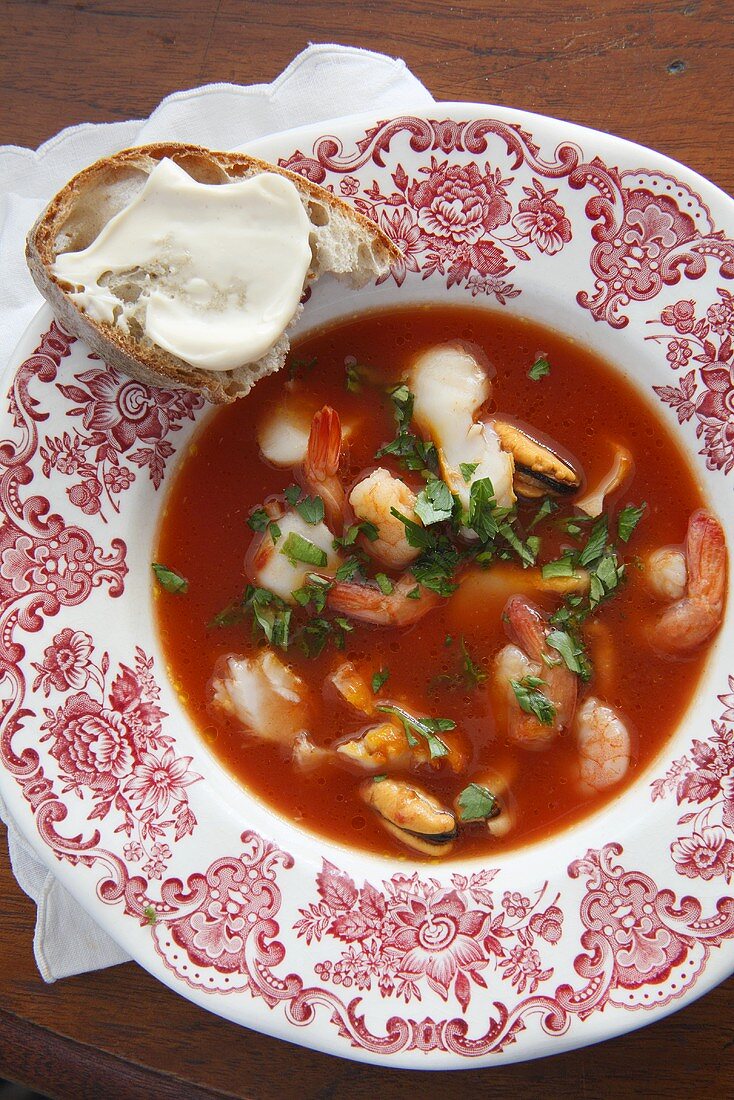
[26,142,400,404]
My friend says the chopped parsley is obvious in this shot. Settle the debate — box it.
[333,521,379,548]
[300,614,353,658]
[460,461,479,483]
[528,354,551,381]
[208,598,246,628]
[335,556,363,582]
[457,783,500,822]
[461,637,487,687]
[414,476,455,526]
[280,532,327,568]
[390,507,460,597]
[618,502,647,543]
[510,675,556,726]
[151,563,188,595]
[527,497,558,530]
[284,484,302,506]
[468,477,502,543]
[376,383,438,474]
[292,575,331,613]
[541,553,579,580]
[247,507,270,532]
[578,516,609,567]
[546,628,592,681]
[377,703,455,759]
[375,573,394,595]
[432,636,487,691]
[142,905,158,926]
[245,586,292,650]
[295,495,325,525]
[371,668,390,694]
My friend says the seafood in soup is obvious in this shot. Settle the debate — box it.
[154,305,726,860]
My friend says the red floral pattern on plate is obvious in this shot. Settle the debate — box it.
[40,359,204,521]
[1,108,733,1064]
[281,119,734,324]
[648,288,734,474]
[652,677,734,885]
[296,863,556,1010]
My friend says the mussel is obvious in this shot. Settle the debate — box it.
[360,776,457,855]
[493,418,582,499]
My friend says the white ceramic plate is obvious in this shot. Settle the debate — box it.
[1,104,733,1068]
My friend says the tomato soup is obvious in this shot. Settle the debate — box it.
[154,305,718,860]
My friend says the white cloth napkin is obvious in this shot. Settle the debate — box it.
[0,44,434,981]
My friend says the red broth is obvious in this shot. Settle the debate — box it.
[154,305,710,859]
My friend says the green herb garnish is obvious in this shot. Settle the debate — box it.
[510,675,556,726]
[460,461,479,483]
[457,783,500,821]
[541,553,579,580]
[280,532,328,568]
[296,495,325,525]
[247,507,270,532]
[245,586,292,649]
[142,905,158,926]
[208,599,245,628]
[461,637,487,687]
[414,476,454,526]
[335,556,363,582]
[375,573,394,595]
[377,703,455,759]
[546,628,591,680]
[371,668,390,694]
[334,521,379,549]
[152,563,188,595]
[618,502,647,543]
[527,497,558,530]
[528,354,551,381]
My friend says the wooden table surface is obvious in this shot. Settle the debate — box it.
[2,1,734,1096]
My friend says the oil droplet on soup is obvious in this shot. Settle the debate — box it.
[154,305,721,861]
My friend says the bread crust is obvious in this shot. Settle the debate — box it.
[26,143,401,404]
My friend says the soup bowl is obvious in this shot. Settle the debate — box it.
[1,103,733,1068]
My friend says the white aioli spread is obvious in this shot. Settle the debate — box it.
[52,158,313,372]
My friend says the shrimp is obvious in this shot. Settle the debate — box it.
[349,467,421,569]
[301,406,347,533]
[327,573,441,627]
[245,504,341,602]
[646,547,687,601]
[494,595,577,750]
[410,341,516,515]
[211,651,310,746]
[649,510,727,656]
[575,696,631,794]
[258,393,360,468]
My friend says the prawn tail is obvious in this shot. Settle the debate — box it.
[328,581,387,624]
[504,595,547,661]
[687,510,727,608]
[306,406,342,481]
